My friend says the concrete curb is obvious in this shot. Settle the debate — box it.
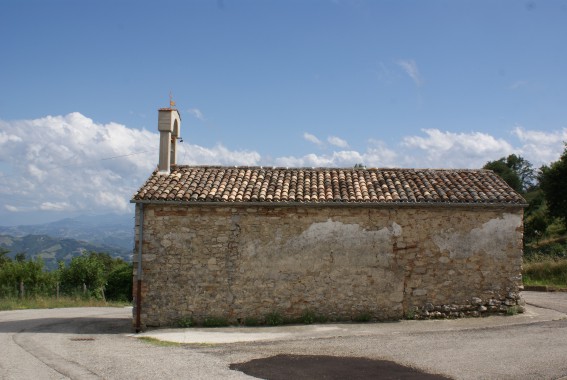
[134,303,567,345]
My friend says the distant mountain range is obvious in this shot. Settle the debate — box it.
[0,214,134,270]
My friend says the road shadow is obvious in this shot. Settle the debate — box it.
[230,354,452,380]
[0,316,132,334]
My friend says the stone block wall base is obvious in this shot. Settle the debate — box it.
[412,293,525,319]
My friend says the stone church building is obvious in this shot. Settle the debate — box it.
[131,107,526,329]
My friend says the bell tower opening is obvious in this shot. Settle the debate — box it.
[157,106,181,174]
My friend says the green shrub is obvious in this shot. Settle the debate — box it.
[300,309,316,324]
[354,311,372,322]
[105,263,133,301]
[59,252,106,298]
[525,241,567,261]
[0,256,57,298]
[244,317,260,326]
[176,316,194,328]
[265,311,284,326]
[405,309,417,320]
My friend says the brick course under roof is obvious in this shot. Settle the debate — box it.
[132,166,526,205]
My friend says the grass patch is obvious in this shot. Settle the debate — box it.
[299,309,328,324]
[353,311,373,322]
[523,258,567,287]
[265,311,284,326]
[546,220,567,238]
[403,308,417,320]
[0,296,130,311]
[176,316,194,328]
[300,309,317,324]
[244,317,260,326]
[138,337,182,347]
[506,306,520,316]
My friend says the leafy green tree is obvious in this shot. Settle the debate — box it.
[484,158,521,192]
[60,251,106,298]
[524,211,549,244]
[506,154,536,191]
[105,262,133,301]
[539,144,567,229]
[0,255,53,298]
[524,189,546,216]
[0,248,10,267]
[484,154,534,193]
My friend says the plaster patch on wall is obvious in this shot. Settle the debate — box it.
[288,219,400,267]
[391,222,402,237]
[294,219,397,246]
[242,218,401,271]
[160,231,191,250]
[432,213,521,259]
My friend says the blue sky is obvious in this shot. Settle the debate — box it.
[1,0,567,225]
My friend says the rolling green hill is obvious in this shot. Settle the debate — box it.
[0,234,131,271]
[0,214,134,251]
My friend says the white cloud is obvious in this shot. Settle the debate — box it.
[397,59,422,86]
[328,136,349,148]
[402,129,514,168]
[187,108,205,121]
[303,132,323,146]
[4,205,21,212]
[1,112,565,224]
[179,143,261,166]
[0,113,262,220]
[28,163,46,181]
[39,202,72,211]
[274,142,399,169]
[366,140,400,167]
[277,127,565,170]
[0,131,22,144]
[93,191,130,210]
[275,151,364,167]
[513,126,567,146]
[512,126,567,165]
[403,129,514,154]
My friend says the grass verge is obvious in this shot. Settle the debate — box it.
[523,257,567,287]
[137,337,182,347]
[0,296,131,311]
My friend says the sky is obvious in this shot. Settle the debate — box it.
[1,0,567,226]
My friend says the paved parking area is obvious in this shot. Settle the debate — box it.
[0,291,566,379]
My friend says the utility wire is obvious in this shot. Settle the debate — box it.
[45,148,159,170]
[100,150,158,161]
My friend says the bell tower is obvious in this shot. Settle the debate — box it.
[157,102,181,174]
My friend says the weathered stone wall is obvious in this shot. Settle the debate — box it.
[133,204,524,328]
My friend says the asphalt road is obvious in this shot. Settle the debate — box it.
[0,291,566,380]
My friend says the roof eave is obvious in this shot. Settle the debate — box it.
[130,199,528,209]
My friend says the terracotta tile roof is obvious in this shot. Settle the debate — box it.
[132,166,526,206]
